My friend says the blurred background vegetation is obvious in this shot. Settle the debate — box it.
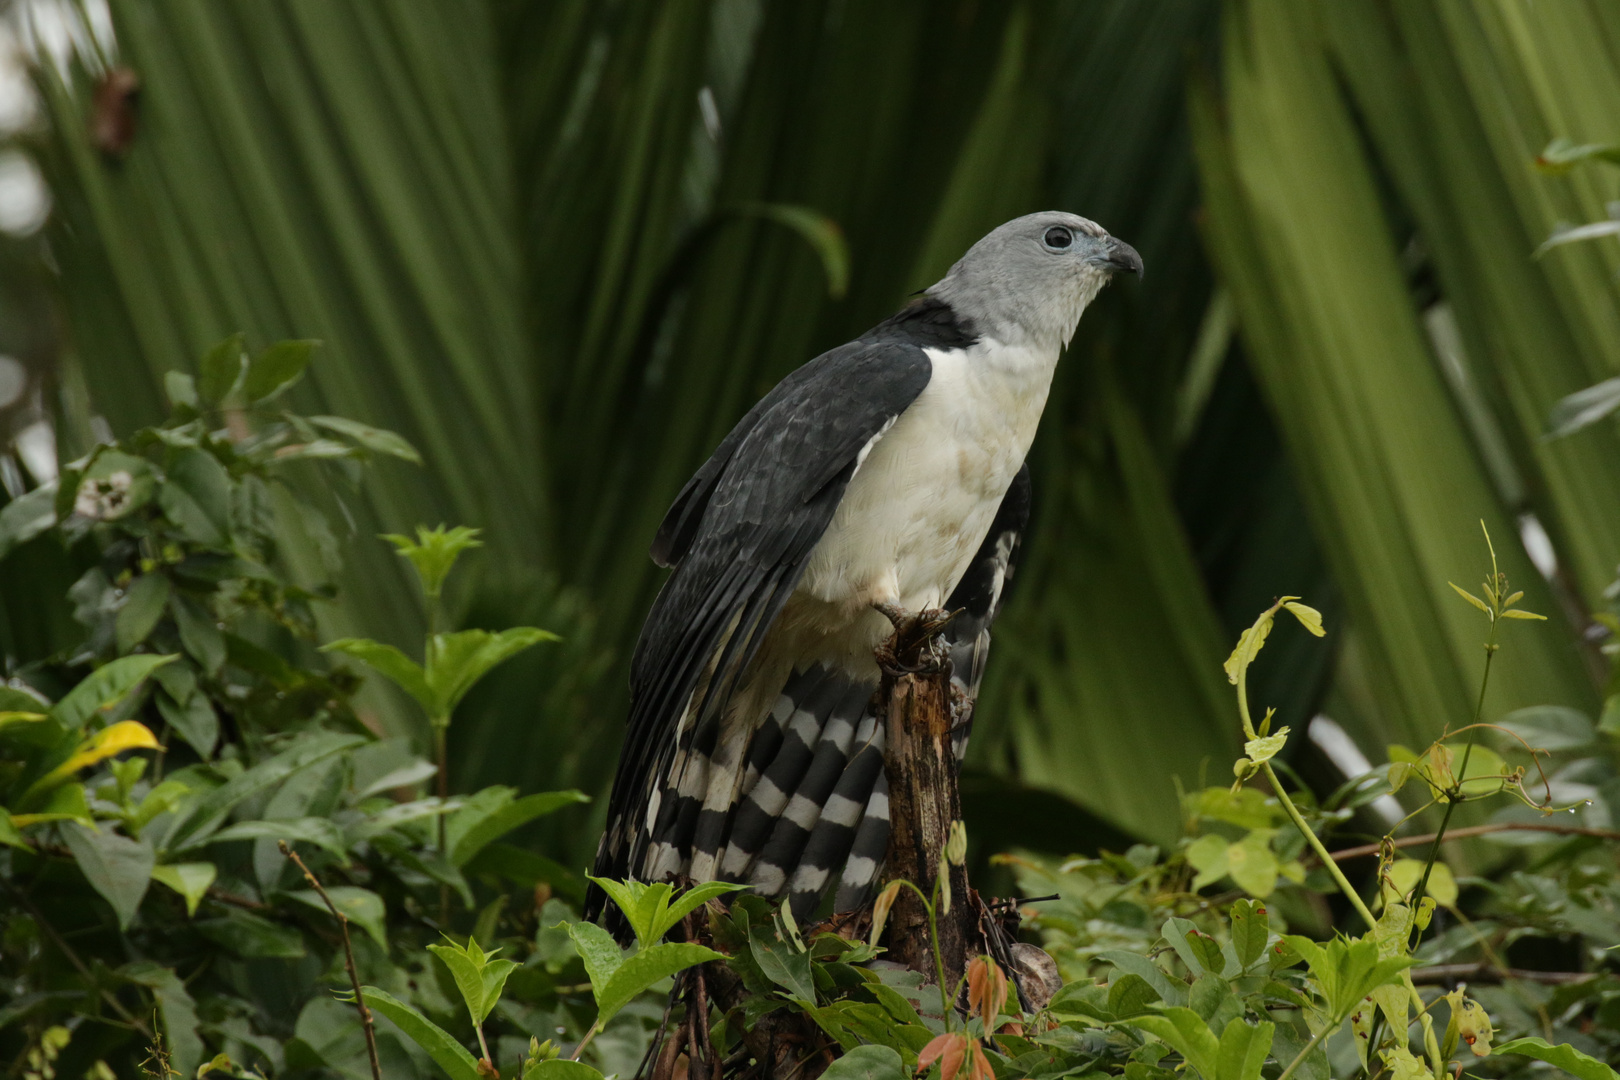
[0,0,1616,873]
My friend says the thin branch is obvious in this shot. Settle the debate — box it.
[5,883,152,1040]
[280,841,382,1080]
[1329,821,1620,862]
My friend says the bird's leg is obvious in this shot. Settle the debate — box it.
[872,601,957,673]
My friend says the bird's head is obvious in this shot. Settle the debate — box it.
[929,211,1142,352]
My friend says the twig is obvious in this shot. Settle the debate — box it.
[280,841,382,1080]
[5,883,152,1040]
[1329,822,1620,861]
[1408,964,1597,986]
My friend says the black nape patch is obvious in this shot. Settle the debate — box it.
[866,295,979,350]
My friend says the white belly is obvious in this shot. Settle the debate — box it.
[790,337,1056,661]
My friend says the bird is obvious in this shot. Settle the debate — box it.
[586,211,1142,932]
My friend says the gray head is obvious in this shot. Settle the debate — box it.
[928,211,1142,352]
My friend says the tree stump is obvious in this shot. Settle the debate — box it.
[875,625,976,987]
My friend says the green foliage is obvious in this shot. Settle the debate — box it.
[0,340,598,1080]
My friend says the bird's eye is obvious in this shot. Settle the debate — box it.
[1042,226,1073,251]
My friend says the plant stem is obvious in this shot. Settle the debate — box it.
[475,1022,493,1068]
[898,878,951,1029]
[1240,656,1445,1077]
[1276,1010,1336,1080]
[281,841,382,1080]
[435,716,450,924]
[570,1017,603,1061]
[1328,821,1620,860]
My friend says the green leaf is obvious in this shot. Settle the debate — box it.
[150,862,216,916]
[0,484,58,560]
[62,822,155,930]
[196,910,306,959]
[1535,137,1620,174]
[1225,830,1279,898]
[1107,973,1160,1019]
[309,415,422,463]
[172,593,226,676]
[427,937,520,1026]
[1186,834,1230,892]
[1216,1018,1274,1080]
[1494,1037,1620,1080]
[819,1044,907,1080]
[1243,728,1289,765]
[751,926,815,1003]
[285,886,388,949]
[50,653,178,730]
[383,525,484,600]
[209,817,348,859]
[197,333,245,404]
[449,789,588,867]
[159,448,233,547]
[352,986,483,1080]
[155,688,218,759]
[589,877,670,951]
[427,627,559,718]
[1099,949,1186,1007]
[526,1060,604,1080]
[0,809,25,849]
[165,371,198,409]
[165,731,366,850]
[115,573,171,654]
[651,880,752,945]
[1229,899,1269,968]
[242,339,316,402]
[1497,705,1597,751]
[596,941,725,1023]
[1127,1007,1220,1080]
[734,203,851,298]
[322,638,433,714]
[121,961,204,1078]
[566,920,625,996]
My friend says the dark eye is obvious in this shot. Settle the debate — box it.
[1042,226,1073,250]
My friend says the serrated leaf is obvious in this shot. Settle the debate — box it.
[1244,728,1289,764]
[351,986,482,1080]
[597,941,725,1023]
[427,627,559,718]
[322,638,433,714]
[566,920,625,995]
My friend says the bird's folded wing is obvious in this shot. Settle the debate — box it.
[590,341,932,908]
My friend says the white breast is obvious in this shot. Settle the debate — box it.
[792,336,1057,656]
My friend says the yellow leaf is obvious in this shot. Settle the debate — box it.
[1224,612,1275,684]
[1504,591,1524,607]
[1245,727,1290,764]
[869,880,902,947]
[1499,608,1547,621]
[33,721,162,792]
[1448,582,1491,615]
[1281,601,1326,637]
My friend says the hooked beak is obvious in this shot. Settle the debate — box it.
[1095,236,1144,279]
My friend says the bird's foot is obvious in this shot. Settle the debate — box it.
[873,602,957,674]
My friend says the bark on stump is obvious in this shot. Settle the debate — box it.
[874,617,983,997]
